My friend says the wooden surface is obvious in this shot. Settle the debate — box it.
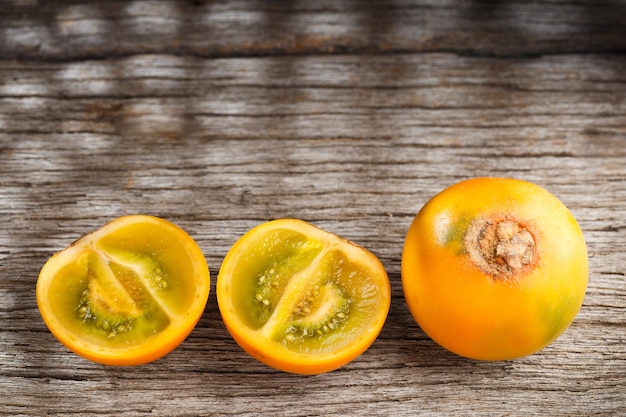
[1,1,625,416]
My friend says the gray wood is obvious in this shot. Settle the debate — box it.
[1,1,624,416]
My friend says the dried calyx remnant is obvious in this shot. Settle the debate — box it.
[464,216,536,278]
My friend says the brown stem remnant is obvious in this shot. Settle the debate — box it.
[464,216,536,278]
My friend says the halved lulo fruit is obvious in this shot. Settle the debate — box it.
[36,215,210,366]
[217,219,391,374]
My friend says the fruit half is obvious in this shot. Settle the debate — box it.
[36,215,210,366]
[217,219,391,374]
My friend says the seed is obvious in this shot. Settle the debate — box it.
[259,276,266,284]
[336,312,346,320]
[117,324,127,333]
[78,307,91,320]
[262,298,270,306]
[101,320,111,331]
[107,331,116,339]
[323,325,330,333]
[285,334,296,342]
[255,293,264,302]
[160,281,168,289]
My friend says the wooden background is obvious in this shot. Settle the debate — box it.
[1,1,625,415]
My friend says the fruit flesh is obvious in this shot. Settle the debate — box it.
[217,219,391,373]
[229,229,380,353]
[48,245,181,346]
[37,215,210,365]
[232,230,323,330]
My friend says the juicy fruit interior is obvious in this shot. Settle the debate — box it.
[47,222,197,348]
[232,228,383,354]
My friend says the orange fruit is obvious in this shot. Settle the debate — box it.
[217,219,391,374]
[402,178,588,360]
[36,215,210,366]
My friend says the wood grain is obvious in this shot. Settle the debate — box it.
[1,1,625,416]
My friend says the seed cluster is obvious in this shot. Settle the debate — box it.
[284,310,349,342]
[77,289,134,339]
[293,285,321,317]
[150,267,169,290]
[254,267,280,309]
[284,286,350,343]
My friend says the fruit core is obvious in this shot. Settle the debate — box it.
[464,216,536,278]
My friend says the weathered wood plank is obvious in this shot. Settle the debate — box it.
[0,54,624,150]
[1,0,625,59]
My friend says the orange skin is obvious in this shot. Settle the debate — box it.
[217,219,391,375]
[36,215,210,366]
[402,178,588,360]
